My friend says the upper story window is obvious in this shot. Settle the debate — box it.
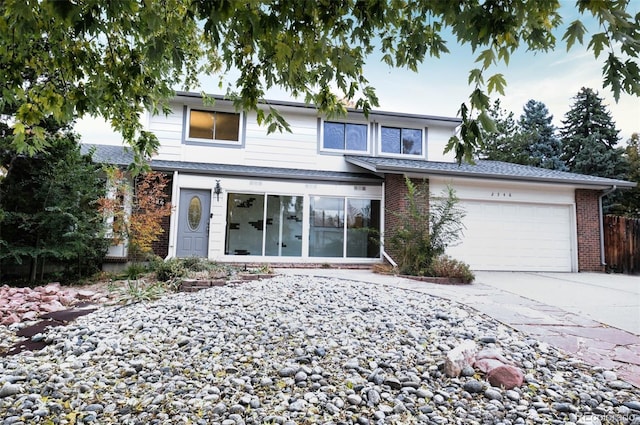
[188,109,240,142]
[380,126,423,156]
[322,121,368,152]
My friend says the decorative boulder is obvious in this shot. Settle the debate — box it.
[473,348,525,389]
[444,340,478,377]
[486,364,525,390]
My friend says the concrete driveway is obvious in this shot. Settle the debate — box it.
[474,271,640,336]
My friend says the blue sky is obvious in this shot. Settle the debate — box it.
[357,3,639,144]
[77,2,639,146]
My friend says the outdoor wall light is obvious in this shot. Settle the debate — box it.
[214,180,222,201]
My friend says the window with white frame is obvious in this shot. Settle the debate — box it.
[380,126,423,155]
[322,121,368,152]
[187,109,240,143]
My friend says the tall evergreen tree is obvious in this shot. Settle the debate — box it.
[613,133,640,218]
[480,99,566,171]
[0,127,108,282]
[519,100,566,171]
[560,87,627,179]
[479,99,528,164]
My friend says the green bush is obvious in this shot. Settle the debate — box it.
[429,255,475,283]
[152,258,187,282]
[124,262,147,280]
[181,256,209,272]
[111,279,169,304]
[386,177,466,276]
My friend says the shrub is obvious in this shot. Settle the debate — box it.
[111,279,169,304]
[124,262,147,280]
[385,177,466,276]
[151,257,187,282]
[181,256,208,272]
[429,255,475,283]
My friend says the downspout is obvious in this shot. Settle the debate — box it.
[599,185,617,267]
[382,250,398,268]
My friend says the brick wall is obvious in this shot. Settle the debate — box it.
[383,174,429,263]
[575,189,604,272]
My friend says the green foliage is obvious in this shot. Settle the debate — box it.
[611,133,640,218]
[111,279,169,304]
[151,257,188,282]
[123,262,147,280]
[148,257,236,282]
[480,99,566,171]
[0,129,108,282]
[1,1,638,164]
[386,177,465,276]
[429,255,475,283]
[560,87,627,180]
[518,100,566,171]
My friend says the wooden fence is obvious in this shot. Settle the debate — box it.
[604,215,640,274]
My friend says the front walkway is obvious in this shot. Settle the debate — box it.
[276,268,640,388]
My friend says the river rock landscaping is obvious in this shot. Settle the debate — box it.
[1,274,639,424]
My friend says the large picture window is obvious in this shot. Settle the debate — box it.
[381,126,422,155]
[309,196,380,258]
[188,109,240,142]
[225,192,381,259]
[225,193,302,257]
[323,122,368,152]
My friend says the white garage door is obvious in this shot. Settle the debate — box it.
[446,200,574,271]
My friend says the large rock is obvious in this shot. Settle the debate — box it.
[486,364,524,390]
[444,340,478,377]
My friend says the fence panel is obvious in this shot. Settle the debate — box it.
[604,215,640,274]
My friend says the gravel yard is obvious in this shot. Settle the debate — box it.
[1,275,639,425]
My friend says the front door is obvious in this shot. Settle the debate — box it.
[177,189,211,258]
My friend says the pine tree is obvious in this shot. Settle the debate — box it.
[519,100,566,171]
[560,87,626,179]
[613,133,640,218]
[479,99,528,164]
[0,131,109,282]
[480,99,566,171]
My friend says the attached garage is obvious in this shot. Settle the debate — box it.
[430,177,577,272]
[445,200,573,271]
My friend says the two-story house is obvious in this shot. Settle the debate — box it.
[83,91,634,272]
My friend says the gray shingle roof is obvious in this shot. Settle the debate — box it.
[345,155,636,188]
[174,91,462,126]
[81,144,382,184]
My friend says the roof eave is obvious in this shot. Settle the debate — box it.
[345,157,636,189]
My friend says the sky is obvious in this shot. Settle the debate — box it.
[76,2,640,146]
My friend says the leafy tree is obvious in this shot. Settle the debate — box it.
[1,0,639,163]
[560,87,627,179]
[98,168,172,262]
[518,100,567,171]
[0,129,108,282]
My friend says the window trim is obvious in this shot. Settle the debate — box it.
[183,106,244,147]
[319,119,371,154]
[377,123,427,158]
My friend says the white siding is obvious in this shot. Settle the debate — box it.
[169,173,383,262]
[148,99,459,172]
[427,126,457,162]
